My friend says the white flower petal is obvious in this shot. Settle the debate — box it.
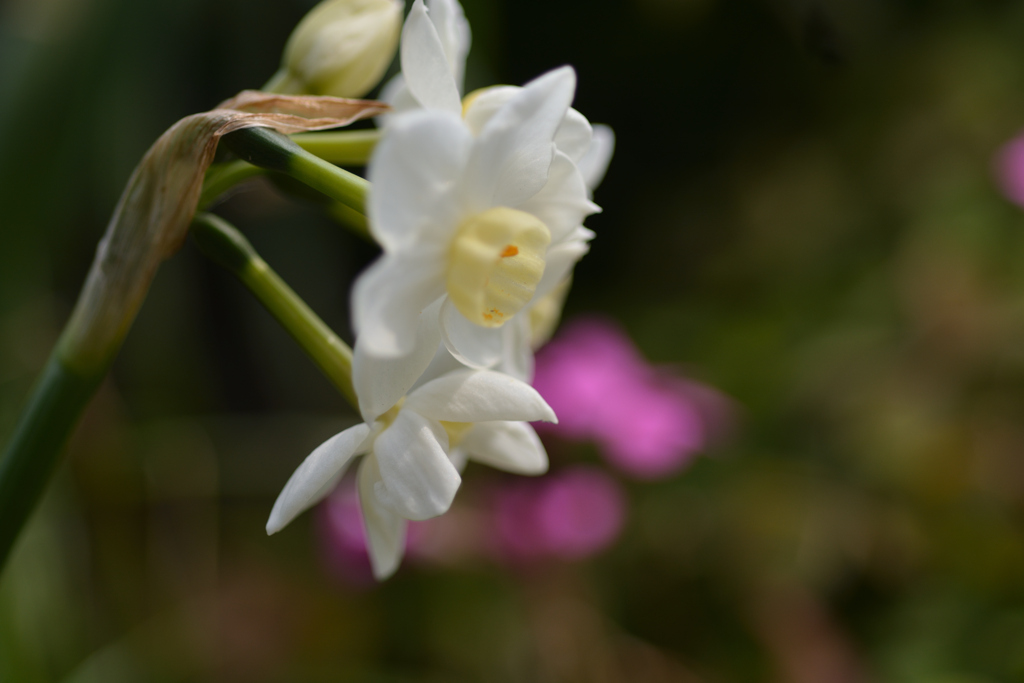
[405,368,557,424]
[377,73,421,125]
[368,109,471,251]
[439,297,503,369]
[352,251,446,358]
[462,85,518,136]
[427,0,471,88]
[353,298,443,423]
[553,108,593,164]
[461,421,549,474]
[448,446,470,473]
[499,315,534,382]
[519,150,600,243]
[461,66,577,212]
[374,411,460,520]
[411,340,469,392]
[266,423,372,534]
[533,229,592,301]
[357,455,407,580]
[465,87,591,164]
[400,0,462,114]
[578,123,615,192]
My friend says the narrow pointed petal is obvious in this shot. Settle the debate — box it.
[374,411,461,520]
[533,229,592,301]
[438,297,503,369]
[499,316,534,382]
[461,421,549,474]
[354,298,443,423]
[401,0,462,114]
[519,150,599,243]
[553,108,593,164]
[368,109,471,251]
[357,456,407,580]
[405,368,557,424]
[352,252,446,358]
[267,423,372,534]
[578,124,615,192]
[461,66,577,212]
[464,87,591,164]
[427,0,471,87]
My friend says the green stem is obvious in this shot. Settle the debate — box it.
[0,355,105,569]
[191,212,357,409]
[327,200,371,240]
[222,127,368,215]
[290,130,380,166]
[199,160,265,210]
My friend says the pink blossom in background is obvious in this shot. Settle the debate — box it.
[532,317,731,479]
[318,469,627,576]
[491,466,626,562]
[597,379,704,478]
[531,318,650,440]
[996,133,1024,207]
[318,481,375,586]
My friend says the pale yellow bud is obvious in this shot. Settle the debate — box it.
[270,0,403,98]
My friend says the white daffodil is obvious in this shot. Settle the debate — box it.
[266,359,555,579]
[360,0,614,383]
[354,65,599,377]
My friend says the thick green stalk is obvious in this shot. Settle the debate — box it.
[191,213,357,408]
[327,200,370,239]
[221,127,368,215]
[0,355,105,569]
[290,129,379,166]
[199,160,265,209]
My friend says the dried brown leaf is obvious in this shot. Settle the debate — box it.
[59,92,387,371]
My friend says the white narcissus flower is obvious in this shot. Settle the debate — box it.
[361,0,615,382]
[354,65,599,374]
[266,359,555,580]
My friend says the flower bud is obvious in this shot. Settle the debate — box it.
[269,0,403,99]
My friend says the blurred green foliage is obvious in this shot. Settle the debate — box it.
[4,0,1024,681]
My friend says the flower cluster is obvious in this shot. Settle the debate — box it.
[266,0,615,580]
[312,320,732,585]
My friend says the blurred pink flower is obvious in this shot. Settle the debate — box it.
[532,317,730,479]
[492,466,626,562]
[319,468,627,575]
[996,133,1024,207]
[318,481,375,586]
